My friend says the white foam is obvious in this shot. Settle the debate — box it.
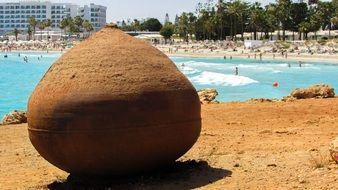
[180,66,200,75]
[190,71,258,86]
[273,70,282,73]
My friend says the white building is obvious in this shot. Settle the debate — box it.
[78,4,107,32]
[0,1,107,35]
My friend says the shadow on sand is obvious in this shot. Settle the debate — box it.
[48,160,232,190]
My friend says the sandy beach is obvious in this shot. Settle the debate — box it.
[1,98,337,189]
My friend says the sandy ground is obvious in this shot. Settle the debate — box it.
[0,98,338,190]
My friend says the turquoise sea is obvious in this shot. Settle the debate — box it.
[1,53,338,118]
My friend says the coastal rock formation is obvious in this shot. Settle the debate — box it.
[290,84,335,99]
[329,137,338,164]
[198,88,218,104]
[27,25,201,176]
[1,110,27,125]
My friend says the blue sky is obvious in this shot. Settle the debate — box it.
[0,0,326,22]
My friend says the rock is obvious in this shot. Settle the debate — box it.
[197,88,218,104]
[290,84,335,99]
[27,25,201,176]
[1,110,27,125]
[281,96,297,102]
[247,98,275,103]
[329,137,338,164]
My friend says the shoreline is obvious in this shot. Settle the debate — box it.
[164,51,338,64]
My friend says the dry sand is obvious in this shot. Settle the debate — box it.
[1,98,338,189]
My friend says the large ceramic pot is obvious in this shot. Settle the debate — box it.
[28,25,201,176]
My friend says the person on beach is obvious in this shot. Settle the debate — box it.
[230,56,232,60]
[288,63,291,68]
[18,53,20,57]
[224,55,227,60]
[273,54,275,59]
[259,53,262,61]
[235,67,239,75]
[254,54,257,59]
[299,61,302,67]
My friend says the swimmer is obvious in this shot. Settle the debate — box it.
[235,67,239,75]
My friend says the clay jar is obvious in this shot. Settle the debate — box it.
[27,25,201,176]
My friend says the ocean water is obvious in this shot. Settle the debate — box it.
[0,52,61,119]
[172,57,338,102]
[1,53,338,118]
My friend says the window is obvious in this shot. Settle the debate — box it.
[0,6,3,9]
[15,6,19,9]
[37,6,40,9]
[42,15,46,18]
[42,5,46,9]
[42,10,46,13]
[31,6,35,9]
[37,15,41,18]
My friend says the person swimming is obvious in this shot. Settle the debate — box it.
[4,54,8,58]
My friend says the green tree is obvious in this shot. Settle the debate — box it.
[27,26,32,41]
[160,23,175,43]
[13,28,20,41]
[247,2,264,40]
[276,0,292,41]
[37,20,46,40]
[28,17,38,40]
[141,18,162,31]
[83,20,94,37]
[289,2,308,40]
[317,1,335,38]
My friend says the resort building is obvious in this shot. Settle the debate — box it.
[78,4,107,32]
[0,1,107,35]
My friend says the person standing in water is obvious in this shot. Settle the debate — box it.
[235,67,239,75]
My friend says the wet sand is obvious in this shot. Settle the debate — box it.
[0,98,337,189]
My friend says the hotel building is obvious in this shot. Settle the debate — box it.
[0,1,107,35]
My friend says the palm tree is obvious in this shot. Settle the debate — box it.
[276,0,292,41]
[82,20,94,38]
[13,28,20,41]
[38,21,46,40]
[44,19,52,41]
[247,2,264,40]
[28,17,38,40]
[27,26,32,41]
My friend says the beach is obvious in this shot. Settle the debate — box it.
[156,40,338,64]
[1,98,337,189]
